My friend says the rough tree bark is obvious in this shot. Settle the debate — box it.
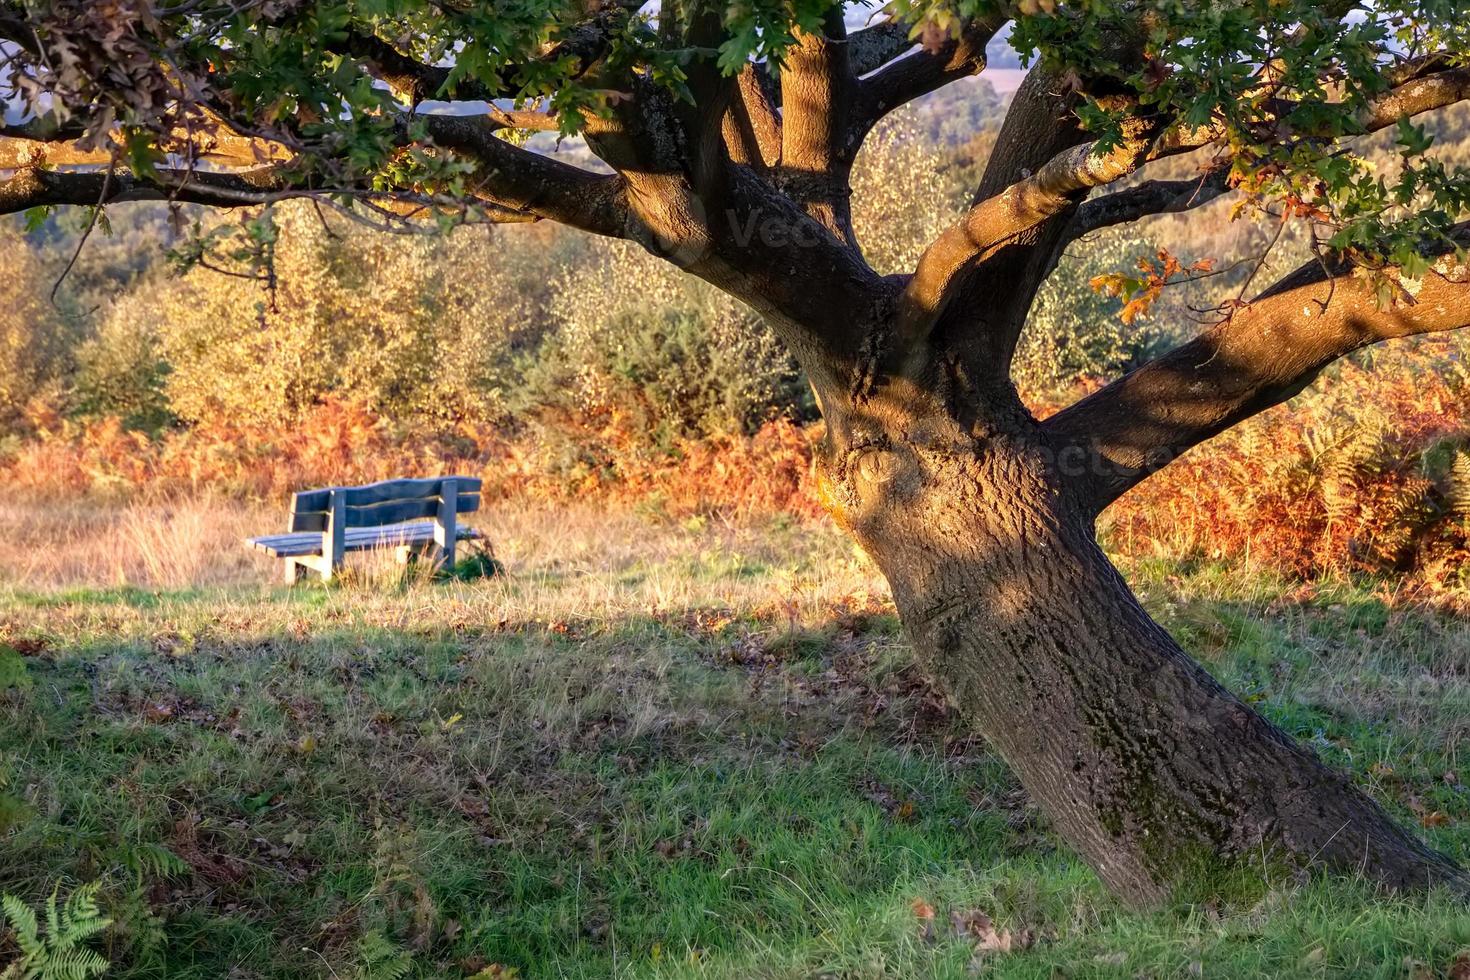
[5,0,1469,905]
[815,343,1466,904]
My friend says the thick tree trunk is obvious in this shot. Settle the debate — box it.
[819,389,1466,905]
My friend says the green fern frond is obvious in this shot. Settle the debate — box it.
[58,884,109,949]
[355,930,413,980]
[40,947,108,980]
[117,843,188,883]
[0,884,113,980]
[42,890,60,950]
[2,892,41,960]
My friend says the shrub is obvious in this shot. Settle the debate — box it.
[1014,230,1176,395]
[155,204,542,428]
[851,111,969,275]
[72,288,173,431]
[0,231,75,428]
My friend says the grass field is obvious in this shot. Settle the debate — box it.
[1,496,1468,978]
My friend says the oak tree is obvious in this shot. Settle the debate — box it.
[4,0,1469,903]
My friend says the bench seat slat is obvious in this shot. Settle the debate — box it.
[247,522,483,558]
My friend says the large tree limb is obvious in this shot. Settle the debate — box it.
[0,123,292,169]
[0,113,623,235]
[1045,228,1470,513]
[0,165,293,211]
[0,164,550,225]
[421,114,626,236]
[848,20,915,78]
[779,9,856,239]
[1153,65,1470,159]
[339,29,584,133]
[336,7,625,106]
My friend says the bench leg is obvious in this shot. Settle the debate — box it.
[288,554,335,583]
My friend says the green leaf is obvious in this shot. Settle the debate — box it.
[22,207,53,234]
[1396,117,1434,158]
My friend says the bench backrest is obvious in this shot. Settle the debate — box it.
[288,476,482,532]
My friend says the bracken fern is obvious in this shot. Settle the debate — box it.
[0,882,112,980]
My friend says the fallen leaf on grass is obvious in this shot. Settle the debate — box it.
[951,907,1033,954]
[913,898,936,942]
[143,701,176,722]
[1422,811,1451,828]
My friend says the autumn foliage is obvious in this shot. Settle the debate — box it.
[3,396,824,518]
[9,333,1470,604]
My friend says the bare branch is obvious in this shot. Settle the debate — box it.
[1068,165,1233,240]
[1045,226,1470,513]
[854,14,1005,133]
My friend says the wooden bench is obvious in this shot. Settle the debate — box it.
[246,476,485,583]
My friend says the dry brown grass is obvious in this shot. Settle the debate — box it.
[0,489,881,620]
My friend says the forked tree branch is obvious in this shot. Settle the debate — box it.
[904,55,1470,367]
[722,64,782,169]
[896,129,1149,341]
[1045,226,1470,513]
[853,13,1006,139]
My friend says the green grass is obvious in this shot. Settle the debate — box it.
[0,515,1467,978]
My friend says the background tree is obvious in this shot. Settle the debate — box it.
[3,0,1469,903]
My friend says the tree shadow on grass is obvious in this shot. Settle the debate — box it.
[0,603,1063,979]
[1,590,1468,978]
